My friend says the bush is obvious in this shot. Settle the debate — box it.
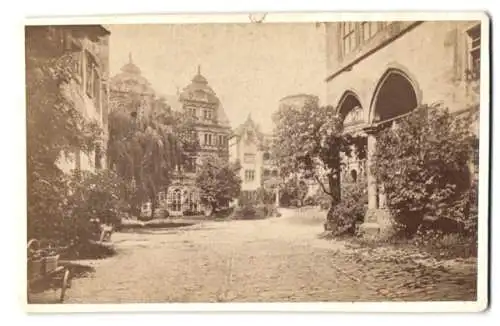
[326,182,367,235]
[63,170,129,244]
[412,228,477,259]
[372,104,478,236]
[232,203,276,220]
[304,196,317,206]
[212,207,234,220]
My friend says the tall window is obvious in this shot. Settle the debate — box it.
[189,107,197,118]
[94,144,102,170]
[93,67,100,112]
[361,22,379,42]
[168,189,182,212]
[85,52,93,97]
[204,133,212,146]
[85,51,101,108]
[245,170,255,182]
[218,135,225,146]
[467,24,481,80]
[341,22,357,55]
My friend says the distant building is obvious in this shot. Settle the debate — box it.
[229,114,279,203]
[34,25,112,173]
[109,53,156,123]
[278,93,320,111]
[110,63,232,217]
[324,20,482,232]
[159,66,232,216]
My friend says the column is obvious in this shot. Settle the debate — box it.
[378,184,387,208]
[366,131,378,212]
[275,188,280,207]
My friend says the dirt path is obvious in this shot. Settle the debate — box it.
[57,208,476,303]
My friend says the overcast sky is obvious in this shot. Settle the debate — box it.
[106,23,327,133]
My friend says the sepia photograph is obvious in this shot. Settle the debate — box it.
[23,12,490,312]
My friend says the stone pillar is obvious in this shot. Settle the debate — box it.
[366,130,378,215]
[378,184,387,209]
[359,126,382,236]
[275,188,280,207]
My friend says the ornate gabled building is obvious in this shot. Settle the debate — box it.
[110,62,233,217]
[109,53,156,123]
[158,66,232,216]
[229,114,279,203]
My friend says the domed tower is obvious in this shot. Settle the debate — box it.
[179,65,231,160]
[109,53,155,122]
[278,93,319,111]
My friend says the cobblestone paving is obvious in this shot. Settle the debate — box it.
[59,210,476,304]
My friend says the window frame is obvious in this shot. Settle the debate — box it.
[341,22,357,56]
[360,21,379,43]
[466,24,481,80]
[245,169,256,182]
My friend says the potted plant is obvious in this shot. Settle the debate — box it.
[28,251,43,279]
[43,249,60,274]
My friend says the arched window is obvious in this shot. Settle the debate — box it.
[350,169,358,183]
[263,152,270,161]
[168,188,182,212]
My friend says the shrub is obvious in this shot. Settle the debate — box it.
[372,104,478,236]
[412,228,477,259]
[304,196,317,206]
[212,207,234,220]
[64,170,129,243]
[232,203,276,220]
[326,182,367,235]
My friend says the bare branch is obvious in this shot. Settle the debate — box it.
[314,174,332,197]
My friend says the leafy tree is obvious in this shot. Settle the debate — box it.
[26,26,103,242]
[279,175,309,207]
[63,170,130,246]
[196,156,242,214]
[272,97,363,208]
[107,95,199,218]
[371,104,479,235]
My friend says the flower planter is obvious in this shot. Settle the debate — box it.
[43,254,60,274]
[28,259,43,279]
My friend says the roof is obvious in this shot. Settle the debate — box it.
[110,53,155,95]
[231,114,264,141]
[179,66,219,104]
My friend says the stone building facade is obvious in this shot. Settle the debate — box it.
[160,67,232,216]
[324,20,482,233]
[229,115,279,204]
[48,25,111,173]
[110,63,231,217]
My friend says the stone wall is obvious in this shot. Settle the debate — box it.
[326,21,481,119]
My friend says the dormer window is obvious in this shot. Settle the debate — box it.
[203,108,213,120]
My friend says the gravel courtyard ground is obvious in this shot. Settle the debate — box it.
[42,208,476,304]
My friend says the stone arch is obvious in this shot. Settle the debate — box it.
[337,90,364,127]
[368,67,421,124]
